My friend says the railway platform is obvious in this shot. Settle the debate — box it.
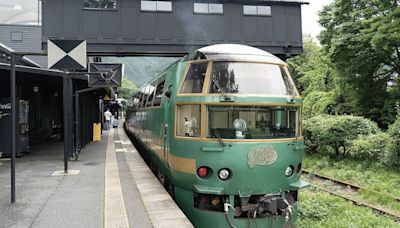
[0,124,192,228]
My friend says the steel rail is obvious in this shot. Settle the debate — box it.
[302,170,400,221]
[302,170,400,203]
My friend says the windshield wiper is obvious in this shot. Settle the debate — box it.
[212,79,232,102]
[212,128,225,148]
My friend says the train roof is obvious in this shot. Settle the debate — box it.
[186,44,286,65]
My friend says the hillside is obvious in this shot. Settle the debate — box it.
[102,57,179,87]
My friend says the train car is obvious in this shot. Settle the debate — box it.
[125,44,308,228]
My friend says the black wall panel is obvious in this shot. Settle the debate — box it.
[258,17,273,44]
[62,0,81,37]
[243,16,258,42]
[209,15,225,42]
[82,10,101,38]
[102,11,119,39]
[120,1,138,38]
[272,5,287,44]
[42,0,62,39]
[139,13,156,40]
[157,13,174,41]
[174,1,192,42]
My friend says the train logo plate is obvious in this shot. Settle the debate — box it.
[247,146,277,168]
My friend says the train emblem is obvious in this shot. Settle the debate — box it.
[247,146,277,168]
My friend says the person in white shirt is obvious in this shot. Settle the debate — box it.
[104,109,112,130]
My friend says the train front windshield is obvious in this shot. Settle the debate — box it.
[207,106,300,140]
[209,62,297,96]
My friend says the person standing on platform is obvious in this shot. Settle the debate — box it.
[104,109,112,130]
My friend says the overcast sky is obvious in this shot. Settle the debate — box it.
[301,0,333,37]
[0,0,333,38]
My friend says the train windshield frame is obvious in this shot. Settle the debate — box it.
[209,62,297,96]
[206,105,300,140]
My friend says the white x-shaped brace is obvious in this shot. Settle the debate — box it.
[92,65,120,86]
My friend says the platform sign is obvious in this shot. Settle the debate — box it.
[48,39,87,70]
[89,63,123,88]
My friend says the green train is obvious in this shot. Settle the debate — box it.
[125,44,308,228]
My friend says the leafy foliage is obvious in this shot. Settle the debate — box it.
[287,38,356,119]
[287,36,338,97]
[304,115,379,155]
[303,91,335,119]
[386,118,400,170]
[349,133,395,160]
[318,0,400,127]
[118,78,137,100]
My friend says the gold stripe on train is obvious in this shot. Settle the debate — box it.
[168,154,196,174]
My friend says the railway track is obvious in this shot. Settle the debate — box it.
[302,169,400,221]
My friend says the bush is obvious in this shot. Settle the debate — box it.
[304,115,380,155]
[388,118,400,140]
[349,133,395,160]
[386,119,400,170]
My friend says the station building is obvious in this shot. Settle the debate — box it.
[42,0,307,59]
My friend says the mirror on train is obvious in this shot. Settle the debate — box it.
[165,85,173,99]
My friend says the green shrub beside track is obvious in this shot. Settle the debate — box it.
[304,115,379,156]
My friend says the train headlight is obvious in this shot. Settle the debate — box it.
[285,166,294,177]
[218,168,230,180]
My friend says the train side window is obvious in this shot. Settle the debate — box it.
[146,81,157,107]
[140,84,150,108]
[176,105,201,137]
[154,75,166,107]
[133,93,141,108]
[180,63,208,94]
[138,92,145,108]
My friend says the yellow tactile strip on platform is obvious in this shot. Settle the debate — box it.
[104,129,130,228]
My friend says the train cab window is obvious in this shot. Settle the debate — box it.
[146,81,157,107]
[209,62,297,96]
[207,105,299,140]
[154,75,166,107]
[180,63,208,94]
[176,105,201,137]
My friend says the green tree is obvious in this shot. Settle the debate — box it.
[318,0,400,127]
[287,36,337,96]
[287,37,348,117]
[118,78,137,100]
